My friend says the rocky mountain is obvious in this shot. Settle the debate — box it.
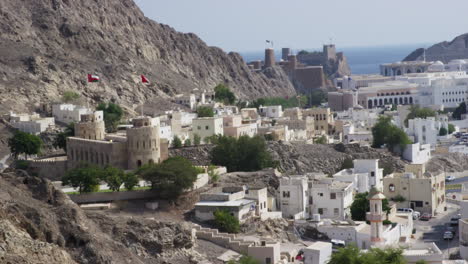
[0,170,201,264]
[404,33,468,62]
[0,0,296,113]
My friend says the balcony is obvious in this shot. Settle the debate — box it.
[366,213,386,222]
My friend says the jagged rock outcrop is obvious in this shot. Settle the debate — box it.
[404,33,468,62]
[0,0,296,113]
[268,142,406,175]
[426,153,468,174]
[0,171,199,263]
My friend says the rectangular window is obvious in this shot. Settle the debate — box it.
[371,171,375,177]
[413,201,423,207]
[318,208,324,215]
[205,126,209,130]
[266,258,271,264]
[319,193,323,197]
[334,208,339,216]
[330,193,336,199]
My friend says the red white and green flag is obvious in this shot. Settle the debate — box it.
[141,74,150,84]
[87,74,100,83]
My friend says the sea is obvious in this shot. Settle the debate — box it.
[240,44,428,75]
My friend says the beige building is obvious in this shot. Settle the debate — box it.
[192,117,224,142]
[383,164,445,215]
[241,108,259,121]
[67,114,165,170]
[258,125,288,141]
[303,108,335,135]
[223,115,257,138]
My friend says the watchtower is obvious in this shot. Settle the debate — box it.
[264,48,276,68]
[323,44,336,61]
[74,111,105,140]
[366,191,386,244]
[126,116,161,170]
[282,48,291,61]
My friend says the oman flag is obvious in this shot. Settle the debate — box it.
[87,74,100,83]
[141,74,150,84]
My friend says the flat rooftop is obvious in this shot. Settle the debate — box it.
[195,199,255,207]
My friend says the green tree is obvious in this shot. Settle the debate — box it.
[307,89,327,107]
[97,102,124,132]
[214,84,236,105]
[213,209,240,233]
[252,96,307,110]
[314,135,327,144]
[62,164,102,193]
[122,172,139,191]
[53,123,75,151]
[184,138,192,147]
[415,260,428,264]
[439,127,448,136]
[328,245,406,264]
[452,102,467,120]
[350,192,390,221]
[404,105,436,127]
[340,158,354,171]
[372,116,411,153]
[193,134,201,145]
[196,106,215,117]
[101,166,124,192]
[8,131,42,159]
[448,124,455,134]
[227,256,260,264]
[172,136,182,148]
[210,135,275,172]
[62,91,80,102]
[138,157,198,199]
[208,165,220,183]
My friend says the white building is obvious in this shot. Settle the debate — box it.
[406,117,448,149]
[12,118,55,135]
[259,105,283,119]
[302,241,332,264]
[309,178,354,220]
[52,104,92,124]
[402,142,431,164]
[279,176,309,219]
[342,123,373,145]
[192,117,224,143]
[9,112,55,135]
[333,159,383,193]
[194,186,262,223]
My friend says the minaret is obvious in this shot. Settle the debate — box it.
[366,190,386,245]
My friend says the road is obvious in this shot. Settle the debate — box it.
[414,203,460,259]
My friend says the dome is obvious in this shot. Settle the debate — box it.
[428,61,445,72]
[369,192,386,200]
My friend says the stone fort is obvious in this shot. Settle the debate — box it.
[30,111,168,179]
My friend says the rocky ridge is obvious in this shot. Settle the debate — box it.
[0,170,201,264]
[0,0,296,113]
[404,33,468,63]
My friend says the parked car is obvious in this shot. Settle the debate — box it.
[445,225,456,235]
[397,208,420,219]
[420,213,432,221]
[443,231,454,240]
[446,176,456,182]
[450,217,460,226]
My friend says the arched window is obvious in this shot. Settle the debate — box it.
[137,160,142,167]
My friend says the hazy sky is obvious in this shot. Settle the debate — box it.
[136,0,468,52]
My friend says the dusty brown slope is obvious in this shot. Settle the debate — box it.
[0,171,196,264]
[0,0,295,112]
